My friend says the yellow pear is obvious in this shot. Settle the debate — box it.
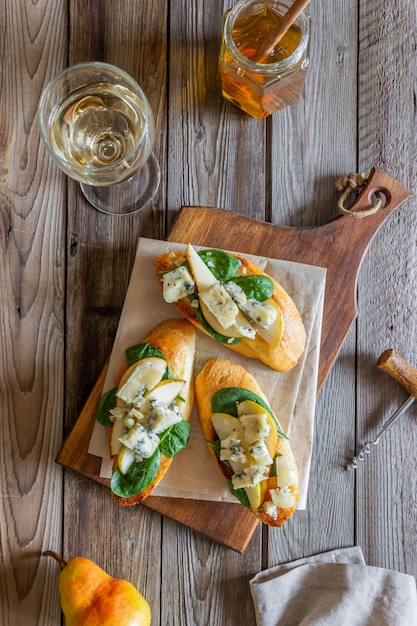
[44,551,151,626]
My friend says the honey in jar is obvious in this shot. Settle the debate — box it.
[220,0,310,119]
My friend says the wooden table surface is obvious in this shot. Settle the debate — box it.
[2,1,417,624]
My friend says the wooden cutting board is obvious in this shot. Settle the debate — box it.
[57,168,411,553]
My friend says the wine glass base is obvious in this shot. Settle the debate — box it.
[80,152,161,215]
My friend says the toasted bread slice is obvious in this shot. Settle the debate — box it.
[108,319,195,506]
[155,246,306,372]
[195,358,300,527]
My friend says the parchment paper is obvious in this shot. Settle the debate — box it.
[88,237,327,509]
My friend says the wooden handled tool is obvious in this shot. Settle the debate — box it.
[377,349,417,398]
[347,349,417,470]
[257,0,312,61]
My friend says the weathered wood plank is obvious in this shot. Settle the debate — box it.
[167,0,267,227]
[2,0,417,624]
[270,2,359,228]
[266,0,360,568]
[161,521,261,625]
[356,0,417,576]
[65,0,169,418]
[163,1,264,621]
[0,1,68,624]
[63,1,169,624]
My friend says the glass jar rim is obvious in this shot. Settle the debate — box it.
[223,0,310,75]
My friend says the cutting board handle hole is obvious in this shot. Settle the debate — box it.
[339,186,389,217]
[369,188,389,208]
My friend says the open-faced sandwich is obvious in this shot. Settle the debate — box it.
[155,243,306,371]
[195,358,300,526]
[95,319,196,506]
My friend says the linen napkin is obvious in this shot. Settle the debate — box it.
[249,546,417,626]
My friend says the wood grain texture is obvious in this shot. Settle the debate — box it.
[265,0,361,576]
[0,1,68,624]
[65,0,169,424]
[63,1,168,625]
[167,0,267,228]
[355,0,417,577]
[164,2,267,622]
[2,0,417,624]
[271,2,359,228]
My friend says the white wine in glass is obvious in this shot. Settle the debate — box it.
[37,62,160,215]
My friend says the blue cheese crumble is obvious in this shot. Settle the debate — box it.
[220,436,247,463]
[225,281,277,329]
[263,501,278,520]
[147,402,182,434]
[240,413,271,443]
[231,464,269,489]
[248,439,273,465]
[162,266,196,303]
[118,423,160,461]
[199,283,239,329]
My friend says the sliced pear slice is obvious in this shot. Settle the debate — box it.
[186,243,217,290]
[245,481,268,511]
[211,413,247,471]
[199,283,239,329]
[252,299,284,348]
[186,243,257,338]
[116,357,167,405]
[212,412,243,440]
[237,399,270,418]
[237,410,275,509]
[118,446,136,474]
[110,415,126,456]
[275,454,298,488]
[140,379,185,415]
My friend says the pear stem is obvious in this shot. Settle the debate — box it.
[43,550,67,570]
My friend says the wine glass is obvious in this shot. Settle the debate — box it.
[37,61,160,215]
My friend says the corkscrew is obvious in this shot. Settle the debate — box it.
[347,349,417,471]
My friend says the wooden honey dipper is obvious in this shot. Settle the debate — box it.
[347,349,417,470]
[256,0,312,62]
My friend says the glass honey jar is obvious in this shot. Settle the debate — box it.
[219,0,311,119]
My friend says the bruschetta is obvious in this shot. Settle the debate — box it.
[96,319,196,506]
[195,358,300,526]
[155,243,306,372]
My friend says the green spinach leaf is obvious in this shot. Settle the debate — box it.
[205,439,232,470]
[125,342,169,379]
[228,275,274,301]
[159,420,191,458]
[96,387,117,427]
[227,479,251,508]
[211,387,288,440]
[198,249,239,281]
[110,450,160,498]
[206,438,222,455]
